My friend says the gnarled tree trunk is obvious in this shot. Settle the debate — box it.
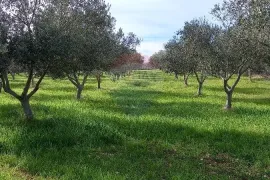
[225,91,233,109]
[20,97,33,121]
[96,74,101,89]
[1,67,48,120]
[194,72,206,96]
[67,73,88,100]
[223,72,243,110]
[183,73,189,86]
[77,85,83,100]
[174,72,178,80]
[248,69,252,82]
[198,82,203,96]
[98,79,101,89]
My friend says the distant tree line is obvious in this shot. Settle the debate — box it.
[149,0,270,109]
[0,0,143,120]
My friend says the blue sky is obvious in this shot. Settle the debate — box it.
[107,0,223,58]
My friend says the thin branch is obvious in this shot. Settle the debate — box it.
[231,73,242,91]
[82,73,88,86]
[194,71,201,83]
[30,0,39,24]
[1,71,20,99]
[223,79,230,93]
[67,75,79,88]
[27,67,48,99]
[21,67,34,97]
[73,72,80,85]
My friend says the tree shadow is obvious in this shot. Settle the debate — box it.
[106,89,241,119]
[1,88,270,179]
[0,107,269,179]
[234,97,270,106]
[234,87,270,95]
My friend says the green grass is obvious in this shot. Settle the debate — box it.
[0,70,270,179]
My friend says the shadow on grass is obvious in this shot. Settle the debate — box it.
[234,97,270,106]
[1,92,270,179]
[0,108,269,179]
[105,89,270,119]
[206,86,270,95]
[235,87,270,95]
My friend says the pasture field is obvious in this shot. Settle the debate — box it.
[0,70,270,179]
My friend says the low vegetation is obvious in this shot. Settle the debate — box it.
[0,70,269,179]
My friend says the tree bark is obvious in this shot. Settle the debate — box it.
[225,91,233,110]
[96,74,101,89]
[77,85,83,100]
[194,72,206,96]
[20,98,33,121]
[184,74,189,86]
[198,82,203,96]
[98,79,101,89]
[1,67,48,120]
[248,69,252,82]
[174,72,178,80]
[67,73,88,100]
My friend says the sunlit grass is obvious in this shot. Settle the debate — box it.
[0,70,270,179]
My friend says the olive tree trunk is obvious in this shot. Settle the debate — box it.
[1,68,48,121]
[194,72,206,96]
[223,72,243,110]
[248,69,252,82]
[20,97,33,121]
[96,74,101,89]
[76,85,83,99]
[98,80,101,89]
[174,72,179,80]
[183,74,189,86]
[67,73,88,100]
[225,91,233,109]
[198,82,203,96]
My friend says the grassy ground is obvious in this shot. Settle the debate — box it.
[0,70,270,179]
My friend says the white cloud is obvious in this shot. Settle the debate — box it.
[107,0,223,56]
[137,41,165,56]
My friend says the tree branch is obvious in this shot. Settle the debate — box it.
[223,79,230,93]
[30,0,39,24]
[194,71,201,83]
[73,72,80,85]
[67,75,79,88]
[27,67,48,99]
[21,67,34,97]
[0,71,20,100]
[82,74,89,86]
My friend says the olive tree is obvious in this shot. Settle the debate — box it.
[149,50,168,70]
[179,18,218,95]
[0,0,71,120]
[211,0,261,109]
[58,1,140,97]
[163,37,193,86]
[52,0,116,98]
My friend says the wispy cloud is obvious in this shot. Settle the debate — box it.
[107,0,223,56]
